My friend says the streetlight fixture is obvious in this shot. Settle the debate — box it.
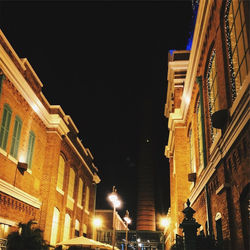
[124,210,131,250]
[108,186,121,250]
[160,217,170,228]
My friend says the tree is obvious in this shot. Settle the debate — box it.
[7,220,48,250]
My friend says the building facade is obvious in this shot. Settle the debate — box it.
[164,0,249,250]
[0,30,101,247]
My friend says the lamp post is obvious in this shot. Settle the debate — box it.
[108,186,121,250]
[124,210,131,250]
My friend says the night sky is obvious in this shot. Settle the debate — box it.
[0,1,193,230]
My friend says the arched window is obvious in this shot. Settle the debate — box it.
[77,178,84,207]
[26,131,35,170]
[68,168,76,199]
[188,126,196,174]
[196,99,204,172]
[225,0,249,101]
[50,207,60,246]
[85,186,90,212]
[206,50,218,142]
[63,213,71,241]
[75,219,80,237]
[0,103,12,150]
[57,155,65,192]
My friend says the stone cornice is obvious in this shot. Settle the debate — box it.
[0,179,42,209]
[0,43,69,136]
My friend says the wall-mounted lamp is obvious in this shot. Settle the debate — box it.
[17,162,28,175]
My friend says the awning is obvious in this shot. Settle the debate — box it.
[56,236,119,250]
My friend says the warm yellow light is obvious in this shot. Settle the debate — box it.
[160,217,170,228]
[93,217,102,228]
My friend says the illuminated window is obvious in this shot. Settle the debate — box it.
[50,207,60,246]
[10,116,22,159]
[26,131,35,170]
[75,219,80,237]
[85,186,90,211]
[77,178,83,206]
[63,213,71,241]
[196,99,204,171]
[57,155,65,192]
[68,168,75,199]
[206,50,218,142]
[225,0,249,101]
[82,224,87,237]
[0,104,12,150]
[189,127,196,173]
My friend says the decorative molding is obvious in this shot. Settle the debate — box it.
[0,179,42,209]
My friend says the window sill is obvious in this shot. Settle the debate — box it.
[77,203,83,210]
[56,187,64,195]
[8,154,18,164]
[0,148,7,156]
[27,169,32,174]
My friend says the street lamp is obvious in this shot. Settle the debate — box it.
[160,217,170,228]
[124,210,131,250]
[108,186,121,250]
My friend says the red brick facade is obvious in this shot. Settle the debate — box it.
[164,1,249,250]
[0,30,101,246]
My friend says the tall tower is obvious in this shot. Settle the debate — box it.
[136,98,156,231]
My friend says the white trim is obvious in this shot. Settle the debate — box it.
[7,154,18,164]
[0,179,41,208]
[0,148,7,157]
[0,217,16,226]
[0,40,69,136]
[56,186,64,195]
[77,203,83,210]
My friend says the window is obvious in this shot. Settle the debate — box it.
[0,104,12,150]
[77,178,83,206]
[0,74,4,97]
[75,219,80,237]
[225,0,249,101]
[63,214,71,241]
[85,186,90,211]
[189,127,196,173]
[68,168,75,199]
[82,224,87,237]
[57,155,65,192]
[10,116,22,158]
[26,131,35,170]
[196,100,204,171]
[206,50,218,142]
[50,207,60,246]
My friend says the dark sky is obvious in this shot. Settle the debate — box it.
[0,0,193,230]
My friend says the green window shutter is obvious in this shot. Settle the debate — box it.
[0,104,12,150]
[10,116,22,158]
[26,131,35,169]
[0,74,5,97]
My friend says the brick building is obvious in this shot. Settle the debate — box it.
[0,29,101,247]
[164,0,249,250]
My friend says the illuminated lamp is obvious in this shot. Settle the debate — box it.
[211,109,229,129]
